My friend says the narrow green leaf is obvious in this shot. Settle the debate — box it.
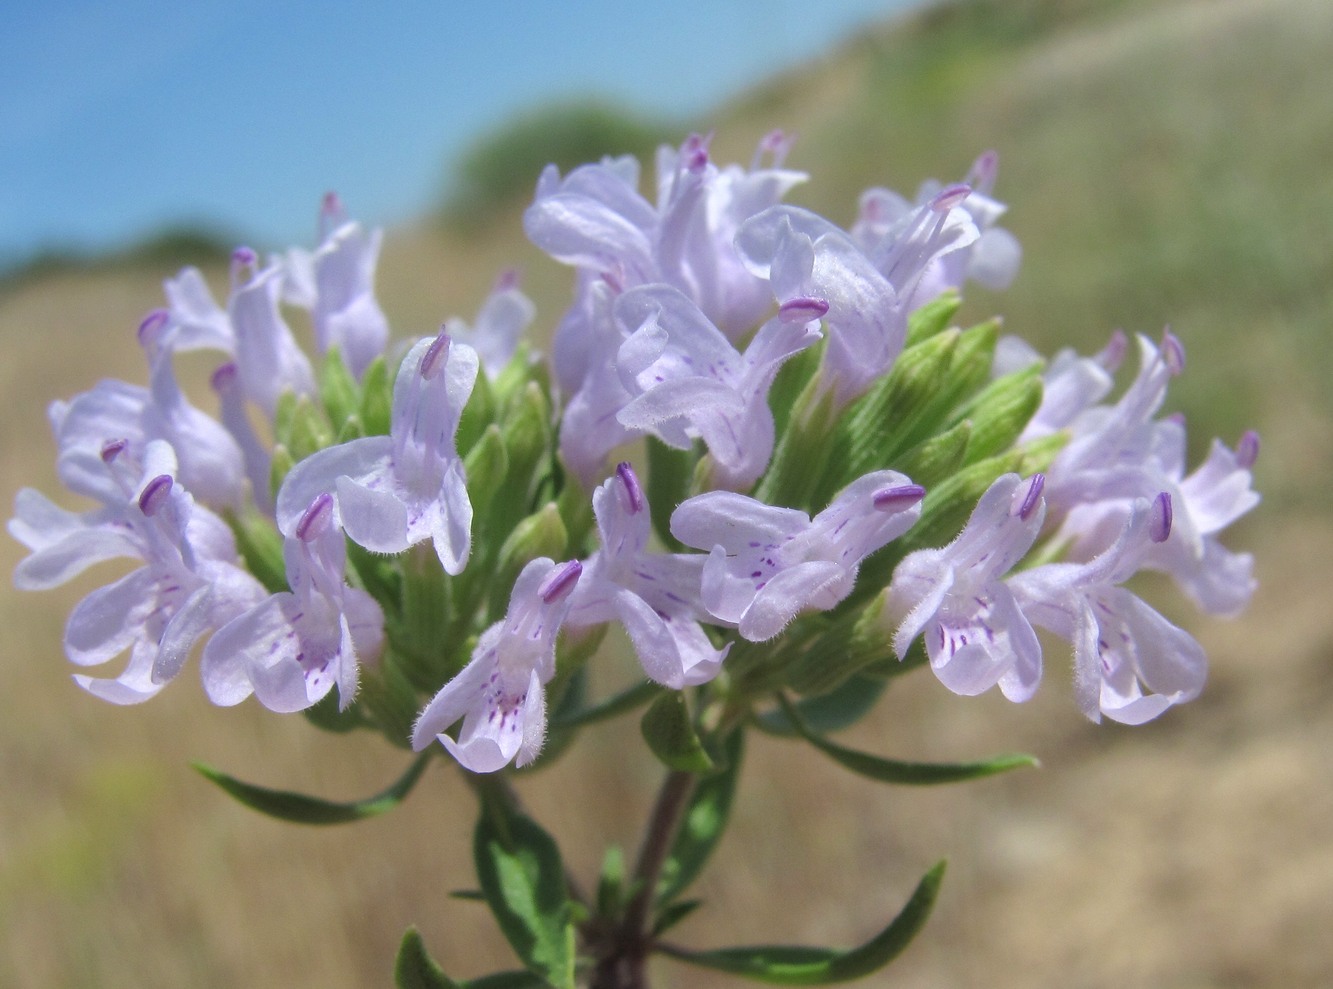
[653,898,703,937]
[462,973,552,989]
[656,730,743,905]
[778,695,1038,785]
[659,861,946,984]
[395,932,550,989]
[641,692,714,773]
[550,677,660,731]
[395,927,459,989]
[193,751,432,825]
[754,674,887,737]
[473,810,575,989]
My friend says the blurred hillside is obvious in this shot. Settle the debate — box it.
[3,0,1330,986]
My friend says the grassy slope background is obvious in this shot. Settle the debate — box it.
[2,0,1330,985]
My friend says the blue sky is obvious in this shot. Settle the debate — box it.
[0,0,921,270]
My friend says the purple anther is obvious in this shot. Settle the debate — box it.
[778,296,830,324]
[538,560,582,603]
[1161,331,1185,375]
[1236,430,1260,469]
[321,191,343,220]
[138,474,174,517]
[1149,491,1173,544]
[420,329,451,380]
[295,492,335,542]
[873,483,927,513]
[930,183,972,212]
[754,128,794,169]
[1097,329,1128,372]
[319,191,345,239]
[137,309,169,348]
[493,267,520,292]
[1164,411,1186,428]
[682,132,711,172]
[600,266,625,295]
[230,246,258,285]
[1012,473,1045,521]
[100,439,128,464]
[615,461,644,514]
[210,361,239,393]
[967,150,999,192]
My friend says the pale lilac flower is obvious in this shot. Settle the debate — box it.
[49,312,246,510]
[446,269,537,378]
[412,559,582,773]
[1144,431,1259,615]
[201,493,384,712]
[282,193,390,379]
[737,185,978,406]
[158,248,316,419]
[1044,331,1184,510]
[1011,493,1207,725]
[567,463,729,688]
[1041,332,1259,615]
[553,276,640,487]
[886,474,1046,702]
[159,266,234,353]
[671,472,925,641]
[994,330,1127,443]
[276,329,479,573]
[852,149,1021,301]
[526,131,805,342]
[615,284,821,490]
[210,362,274,514]
[1057,427,1260,617]
[227,253,317,418]
[11,439,264,704]
[652,130,808,337]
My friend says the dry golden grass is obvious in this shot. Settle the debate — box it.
[3,0,1331,985]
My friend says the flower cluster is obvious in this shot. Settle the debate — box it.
[10,133,1259,774]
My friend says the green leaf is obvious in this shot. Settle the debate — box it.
[461,973,552,989]
[778,695,1038,785]
[395,927,459,989]
[550,679,661,731]
[193,751,432,825]
[395,929,550,989]
[754,673,887,737]
[653,898,703,937]
[473,809,575,989]
[659,860,946,984]
[656,729,743,905]
[640,692,714,773]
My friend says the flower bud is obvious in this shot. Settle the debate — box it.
[956,364,1043,466]
[318,346,360,433]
